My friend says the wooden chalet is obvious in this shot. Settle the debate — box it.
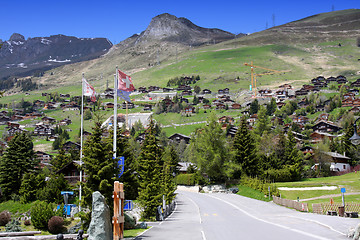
[202,89,212,94]
[162,87,173,92]
[56,161,82,185]
[0,115,11,124]
[59,118,72,126]
[168,133,191,144]
[137,87,147,93]
[278,84,292,89]
[295,88,309,96]
[247,114,258,126]
[300,146,314,155]
[312,121,342,133]
[148,86,161,92]
[215,103,226,110]
[310,131,339,143]
[315,105,325,112]
[143,104,153,111]
[342,99,353,107]
[349,89,359,95]
[35,151,53,165]
[219,116,234,124]
[177,85,191,91]
[104,102,115,109]
[62,141,81,152]
[122,102,135,109]
[326,76,337,83]
[350,106,360,113]
[184,106,195,114]
[203,104,211,109]
[60,93,70,98]
[33,125,55,136]
[11,115,24,121]
[226,126,238,138]
[162,98,174,107]
[258,89,272,97]
[292,116,309,125]
[182,90,192,96]
[352,98,360,107]
[350,79,360,87]
[231,103,241,109]
[7,127,28,136]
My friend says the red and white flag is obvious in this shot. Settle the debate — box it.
[82,77,96,102]
[118,70,135,92]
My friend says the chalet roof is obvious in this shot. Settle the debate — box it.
[168,133,191,140]
[323,152,350,160]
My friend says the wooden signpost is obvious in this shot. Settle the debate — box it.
[113,181,125,240]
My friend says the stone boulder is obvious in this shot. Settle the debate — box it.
[87,192,112,240]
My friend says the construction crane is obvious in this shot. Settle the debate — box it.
[244,62,290,97]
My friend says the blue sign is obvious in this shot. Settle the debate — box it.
[124,200,133,211]
[117,156,125,178]
[250,85,252,91]
[341,188,346,193]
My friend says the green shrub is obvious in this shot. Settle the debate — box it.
[0,210,11,226]
[5,219,22,232]
[175,174,195,185]
[31,201,55,230]
[240,175,279,197]
[48,216,65,234]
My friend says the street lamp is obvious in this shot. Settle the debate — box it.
[350,118,360,145]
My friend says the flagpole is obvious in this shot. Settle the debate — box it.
[79,73,85,212]
[126,101,128,130]
[113,68,118,161]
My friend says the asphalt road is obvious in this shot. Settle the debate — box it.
[135,190,360,240]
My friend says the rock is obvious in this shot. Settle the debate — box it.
[87,191,112,240]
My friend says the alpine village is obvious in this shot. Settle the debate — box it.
[0,8,360,240]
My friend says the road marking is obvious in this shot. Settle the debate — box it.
[184,194,202,224]
[208,195,332,240]
[201,230,207,240]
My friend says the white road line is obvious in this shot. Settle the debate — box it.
[208,195,332,240]
[184,194,203,224]
[201,230,207,240]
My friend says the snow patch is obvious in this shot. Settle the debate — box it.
[12,41,24,45]
[17,63,27,68]
[41,38,51,45]
[48,59,71,63]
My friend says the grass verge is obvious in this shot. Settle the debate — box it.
[237,185,271,202]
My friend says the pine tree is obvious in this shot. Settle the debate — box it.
[137,118,163,220]
[82,119,114,208]
[112,128,139,200]
[0,133,37,199]
[19,173,45,203]
[161,146,178,204]
[254,105,269,136]
[51,148,71,172]
[229,116,257,178]
[188,112,229,182]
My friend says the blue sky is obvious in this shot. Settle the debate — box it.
[1,0,359,44]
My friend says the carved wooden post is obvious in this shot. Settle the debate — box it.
[113,181,125,240]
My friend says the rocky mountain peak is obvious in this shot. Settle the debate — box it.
[137,13,235,46]
[9,33,25,42]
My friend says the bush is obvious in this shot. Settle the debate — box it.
[24,219,31,226]
[48,216,65,234]
[0,211,11,226]
[5,219,22,232]
[240,175,279,197]
[31,201,55,230]
[175,174,195,186]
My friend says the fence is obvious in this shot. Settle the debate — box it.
[312,202,360,215]
[273,196,308,212]
[0,232,88,239]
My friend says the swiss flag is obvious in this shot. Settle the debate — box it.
[118,70,135,92]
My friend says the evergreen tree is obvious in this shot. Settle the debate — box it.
[266,98,277,116]
[228,116,257,178]
[161,146,178,204]
[137,118,163,220]
[51,148,71,172]
[254,106,269,136]
[112,128,139,200]
[0,133,37,199]
[187,112,229,182]
[82,119,114,209]
[37,174,70,203]
[19,173,45,203]
[249,99,259,115]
